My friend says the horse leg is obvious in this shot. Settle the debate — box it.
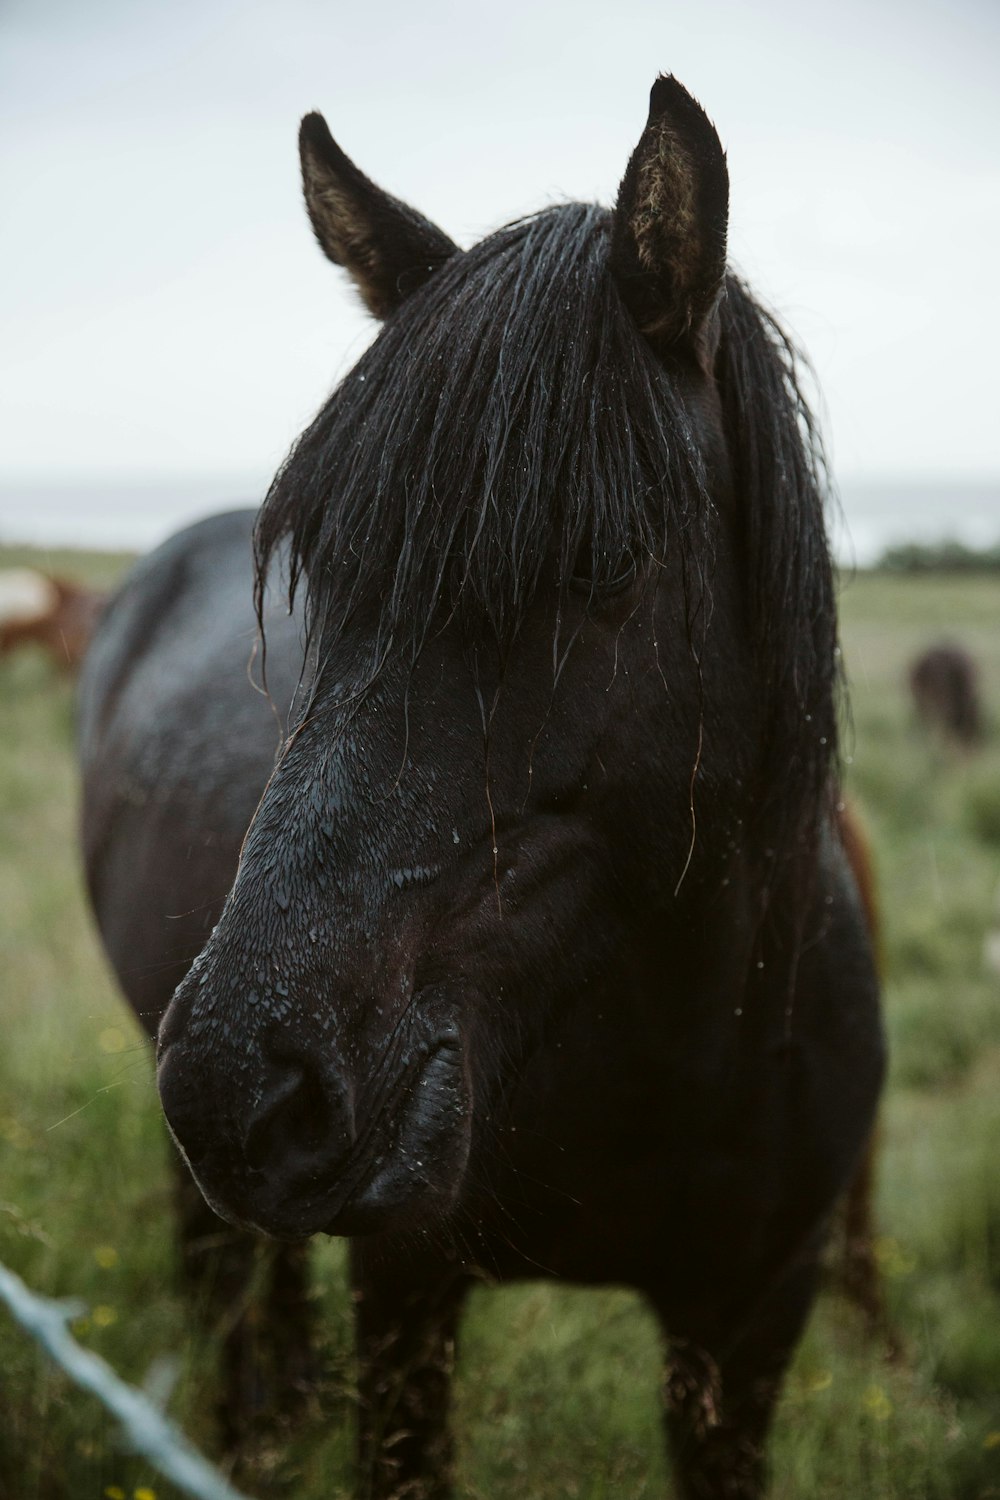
[837,1128,894,1343]
[834,805,892,1347]
[263,1234,318,1415]
[350,1246,468,1500]
[653,1246,823,1500]
[172,1153,315,1447]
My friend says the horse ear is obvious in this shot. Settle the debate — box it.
[299,113,459,319]
[610,76,729,365]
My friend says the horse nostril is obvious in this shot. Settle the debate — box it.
[243,1058,352,1175]
[157,1045,216,1169]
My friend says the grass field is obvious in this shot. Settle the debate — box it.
[1,546,999,1499]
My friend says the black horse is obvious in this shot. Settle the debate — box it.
[80,77,884,1499]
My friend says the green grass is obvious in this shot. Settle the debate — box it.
[2,551,1000,1497]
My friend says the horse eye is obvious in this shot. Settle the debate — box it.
[567,554,639,599]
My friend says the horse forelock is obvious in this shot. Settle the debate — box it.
[254,203,710,665]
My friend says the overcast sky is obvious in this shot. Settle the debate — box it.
[2,0,998,534]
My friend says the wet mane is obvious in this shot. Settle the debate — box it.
[255,200,837,850]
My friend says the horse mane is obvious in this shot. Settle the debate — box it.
[254,200,837,861]
[714,275,839,856]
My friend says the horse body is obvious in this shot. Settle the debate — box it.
[80,77,883,1498]
[79,511,304,1030]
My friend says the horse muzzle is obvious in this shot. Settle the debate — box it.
[157,1019,472,1240]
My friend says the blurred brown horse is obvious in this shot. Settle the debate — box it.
[0,568,106,671]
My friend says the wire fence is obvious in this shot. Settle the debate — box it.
[0,1258,253,1500]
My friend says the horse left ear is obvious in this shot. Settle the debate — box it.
[299,113,459,319]
[610,76,729,366]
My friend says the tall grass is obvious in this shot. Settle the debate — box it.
[1,550,999,1498]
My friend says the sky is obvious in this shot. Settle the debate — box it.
[1,0,998,550]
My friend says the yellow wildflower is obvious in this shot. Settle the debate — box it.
[94,1245,119,1269]
[863,1384,892,1421]
[92,1304,117,1328]
[0,1116,31,1148]
[873,1236,914,1276]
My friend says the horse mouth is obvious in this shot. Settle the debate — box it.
[181,1034,472,1242]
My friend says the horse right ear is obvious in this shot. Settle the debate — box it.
[609,76,729,367]
[299,113,459,320]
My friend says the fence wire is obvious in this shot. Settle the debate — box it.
[0,1259,253,1500]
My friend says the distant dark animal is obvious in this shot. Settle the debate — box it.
[0,568,106,671]
[79,77,884,1499]
[910,643,982,748]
